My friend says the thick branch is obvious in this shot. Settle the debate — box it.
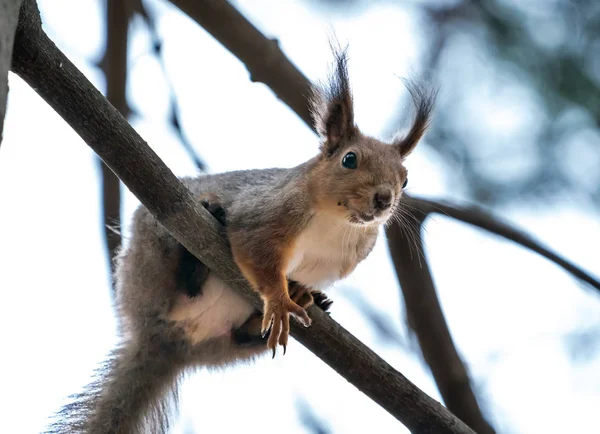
[387,219,496,434]
[11,1,473,432]
[99,0,130,283]
[0,0,23,146]
[167,0,314,130]
[404,195,600,294]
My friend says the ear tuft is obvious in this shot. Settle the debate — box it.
[394,79,437,157]
[310,42,358,156]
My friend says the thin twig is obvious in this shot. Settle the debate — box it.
[405,195,600,294]
[167,0,315,130]
[11,1,474,432]
[132,0,206,170]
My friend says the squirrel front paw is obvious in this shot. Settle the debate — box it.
[261,295,311,357]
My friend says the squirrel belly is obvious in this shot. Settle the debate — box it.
[167,273,256,345]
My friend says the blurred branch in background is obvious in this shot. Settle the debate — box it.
[132,0,206,170]
[387,216,497,434]
[98,0,132,285]
[99,0,210,288]
[406,196,600,293]
[564,323,600,363]
[0,0,23,146]
[340,286,409,349]
[419,0,600,206]
[167,0,315,130]
[296,398,332,434]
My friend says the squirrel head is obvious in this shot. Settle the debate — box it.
[308,47,436,227]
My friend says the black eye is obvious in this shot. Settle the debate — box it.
[342,152,358,169]
[402,178,408,188]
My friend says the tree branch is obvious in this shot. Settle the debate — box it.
[11,1,473,432]
[167,0,314,130]
[387,218,496,434]
[99,0,131,285]
[404,195,600,294]
[0,0,23,146]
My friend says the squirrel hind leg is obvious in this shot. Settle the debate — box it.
[231,312,267,347]
[176,245,209,298]
[187,316,268,367]
[175,193,229,298]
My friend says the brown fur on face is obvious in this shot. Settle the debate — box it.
[309,46,436,227]
[307,135,407,226]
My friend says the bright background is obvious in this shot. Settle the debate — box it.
[1,1,599,433]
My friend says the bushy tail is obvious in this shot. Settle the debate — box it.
[47,332,186,434]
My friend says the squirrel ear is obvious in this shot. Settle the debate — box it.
[394,79,437,157]
[311,45,358,156]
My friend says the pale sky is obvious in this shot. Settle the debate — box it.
[1,1,599,433]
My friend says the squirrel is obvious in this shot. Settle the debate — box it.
[48,47,435,434]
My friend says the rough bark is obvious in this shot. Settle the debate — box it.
[11,1,474,432]
[0,0,23,146]
[387,219,496,434]
[99,0,131,283]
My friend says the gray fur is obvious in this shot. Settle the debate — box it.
[48,47,435,433]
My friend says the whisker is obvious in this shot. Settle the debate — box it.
[394,212,415,261]
[394,207,425,267]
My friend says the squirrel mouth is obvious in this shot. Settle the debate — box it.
[349,212,375,225]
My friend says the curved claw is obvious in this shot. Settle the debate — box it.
[261,315,273,338]
[272,347,276,359]
[291,307,312,328]
[283,344,287,356]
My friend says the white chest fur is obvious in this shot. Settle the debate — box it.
[286,213,367,289]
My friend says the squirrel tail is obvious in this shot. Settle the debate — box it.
[47,329,186,434]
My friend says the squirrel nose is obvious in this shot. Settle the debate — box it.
[373,190,392,211]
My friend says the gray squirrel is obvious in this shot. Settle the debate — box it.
[49,48,435,433]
